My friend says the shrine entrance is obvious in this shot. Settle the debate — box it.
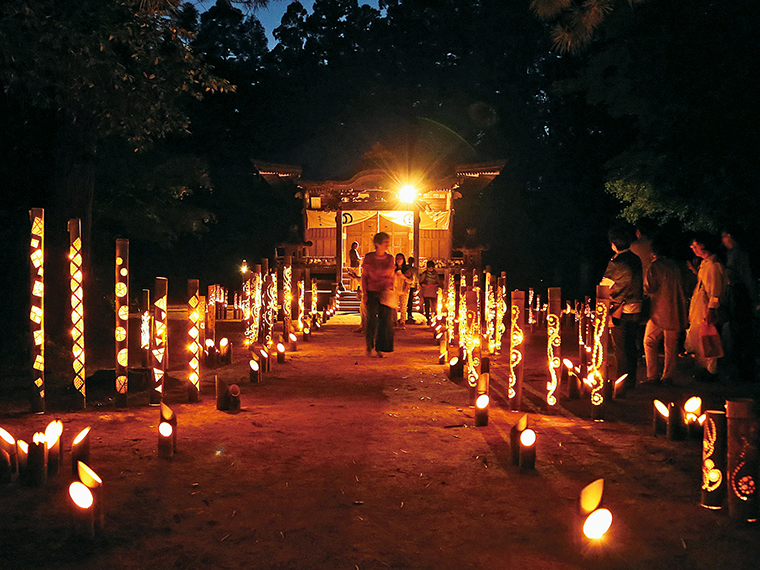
[343,211,413,262]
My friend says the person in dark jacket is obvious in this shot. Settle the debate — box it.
[600,226,643,389]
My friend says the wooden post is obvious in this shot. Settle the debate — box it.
[29,208,45,413]
[115,239,129,407]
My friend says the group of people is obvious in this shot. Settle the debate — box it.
[601,224,757,387]
[352,233,442,358]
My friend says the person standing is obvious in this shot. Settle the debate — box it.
[348,241,362,292]
[720,229,755,381]
[643,242,688,385]
[393,253,412,329]
[600,227,643,389]
[419,260,442,325]
[406,257,419,323]
[685,234,726,378]
[361,232,395,357]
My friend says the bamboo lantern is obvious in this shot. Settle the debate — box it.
[187,279,202,402]
[270,271,279,338]
[588,286,610,420]
[69,481,95,539]
[652,399,670,437]
[288,332,298,352]
[160,403,177,453]
[495,272,507,354]
[114,239,129,407]
[150,277,168,405]
[297,277,305,332]
[26,432,48,486]
[252,266,262,342]
[579,479,613,547]
[16,440,28,481]
[446,270,456,344]
[71,427,91,476]
[45,419,63,476]
[206,285,217,347]
[465,289,481,391]
[140,289,151,368]
[68,219,86,407]
[726,399,759,522]
[283,257,292,335]
[475,357,490,427]
[0,428,17,480]
[519,428,537,470]
[546,287,562,409]
[458,269,467,348]
[701,410,727,510]
[249,357,261,383]
[69,461,105,538]
[509,290,526,411]
[448,345,464,381]
[29,208,45,413]
[276,341,286,364]
[528,288,535,328]
[510,414,529,466]
[1,449,10,485]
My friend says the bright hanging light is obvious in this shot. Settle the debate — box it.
[398,184,417,203]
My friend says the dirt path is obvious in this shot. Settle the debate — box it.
[1,314,758,569]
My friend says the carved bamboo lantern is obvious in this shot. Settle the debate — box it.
[509,290,526,411]
[29,208,45,413]
[115,239,129,407]
[150,277,168,405]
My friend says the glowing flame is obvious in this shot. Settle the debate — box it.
[289,333,297,342]
[0,427,14,446]
[449,357,459,367]
[249,360,260,372]
[45,420,63,448]
[475,394,490,409]
[277,343,285,353]
[563,359,574,369]
[654,399,670,418]
[17,440,28,454]
[32,432,46,445]
[520,429,537,447]
[583,508,612,540]
[259,348,268,359]
[205,339,215,348]
[69,481,94,509]
[615,374,628,386]
[158,422,173,437]
[77,461,102,487]
[72,427,91,446]
[684,396,702,415]
[698,414,706,426]
[219,338,229,348]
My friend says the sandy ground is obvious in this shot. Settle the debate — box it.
[1,313,759,570]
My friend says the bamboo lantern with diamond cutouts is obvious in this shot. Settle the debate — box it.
[69,219,86,408]
[29,208,45,413]
[187,279,201,402]
[151,277,168,405]
[115,239,129,407]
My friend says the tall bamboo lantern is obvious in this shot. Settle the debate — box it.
[495,272,507,353]
[252,265,262,342]
[465,289,481,391]
[29,208,45,413]
[206,285,217,346]
[446,270,456,344]
[282,256,293,335]
[311,278,318,321]
[546,287,562,409]
[588,286,611,420]
[68,219,86,407]
[509,290,526,411]
[187,279,202,402]
[140,289,151,368]
[458,269,467,348]
[115,239,129,407]
[150,277,168,405]
[297,274,305,331]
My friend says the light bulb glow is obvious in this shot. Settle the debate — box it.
[398,184,417,203]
